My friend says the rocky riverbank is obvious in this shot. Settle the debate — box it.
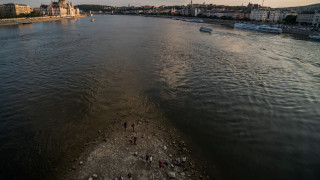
[0,15,86,26]
[65,115,214,180]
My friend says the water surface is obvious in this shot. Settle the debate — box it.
[0,15,320,179]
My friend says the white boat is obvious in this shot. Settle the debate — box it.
[258,25,282,34]
[234,23,282,34]
[309,34,320,40]
[186,19,204,23]
[234,23,259,31]
[200,27,212,33]
[15,20,32,24]
[91,18,95,22]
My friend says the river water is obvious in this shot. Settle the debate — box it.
[0,15,319,179]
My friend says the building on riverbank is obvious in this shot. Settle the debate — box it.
[180,7,199,16]
[279,11,297,21]
[0,3,31,15]
[313,12,320,28]
[40,0,80,17]
[250,9,281,23]
[247,3,261,9]
[297,11,315,25]
[179,0,200,17]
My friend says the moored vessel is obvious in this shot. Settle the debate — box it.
[309,34,320,40]
[234,23,259,30]
[234,23,282,34]
[186,19,204,23]
[258,25,283,34]
[200,26,212,33]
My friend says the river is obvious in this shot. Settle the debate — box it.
[0,15,319,179]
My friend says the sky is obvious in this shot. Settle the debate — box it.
[1,0,320,8]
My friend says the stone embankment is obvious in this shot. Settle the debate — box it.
[66,118,212,180]
[0,15,86,26]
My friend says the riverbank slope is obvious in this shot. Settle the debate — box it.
[0,15,86,26]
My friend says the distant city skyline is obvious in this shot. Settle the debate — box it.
[2,0,320,8]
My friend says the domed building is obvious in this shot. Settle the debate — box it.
[40,0,79,17]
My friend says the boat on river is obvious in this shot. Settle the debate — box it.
[234,23,259,30]
[186,19,204,23]
[91,18,95,22]
[15,20,32,24]
[234,23,282,34]
[200,27,212,33]
[258,25,283,34]
[309,34,320,40]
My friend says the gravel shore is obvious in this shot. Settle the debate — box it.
[65,113,214,180]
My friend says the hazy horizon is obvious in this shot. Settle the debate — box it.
[2,0,320,8]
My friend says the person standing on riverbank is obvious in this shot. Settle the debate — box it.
[182,156,187,165]
[159,160,163,168]
[129,136,134,144]
[128,173,132,180]
[131,123,135,132]
[149,155,153,165]
[124,122,127,131]
[133,136,137,145]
